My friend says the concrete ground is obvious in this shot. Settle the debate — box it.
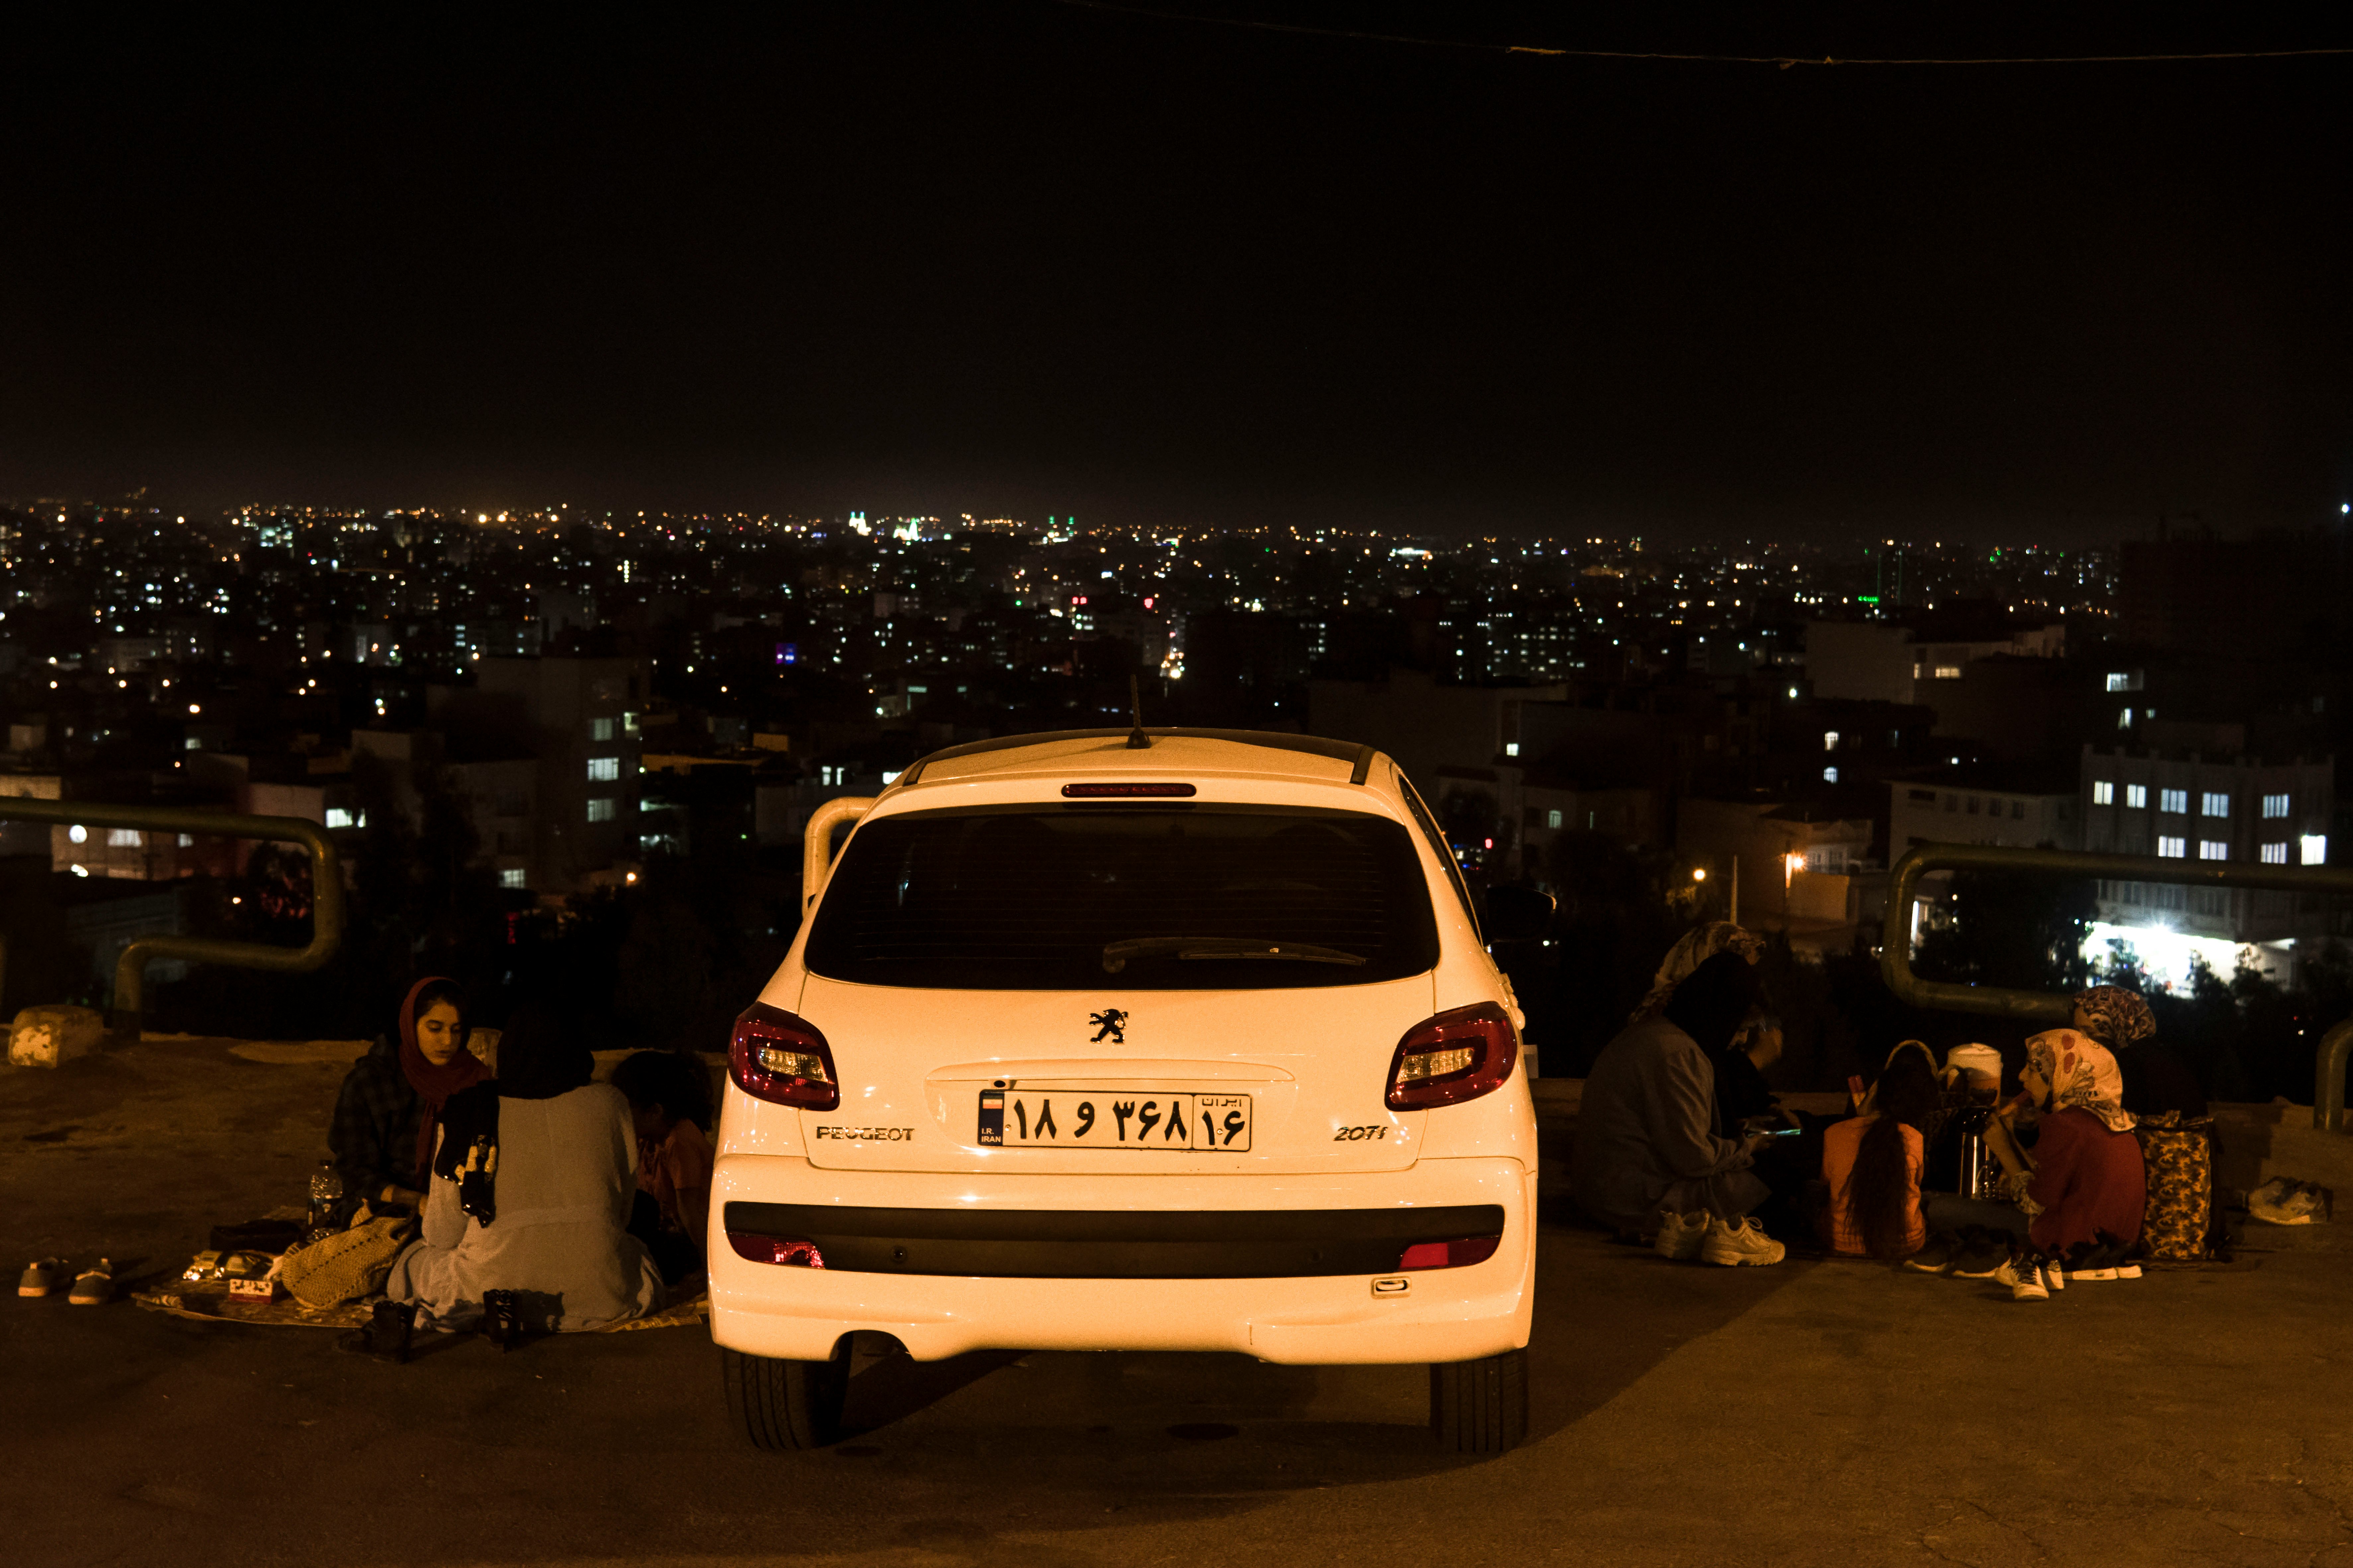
[4,1036,2351,1568]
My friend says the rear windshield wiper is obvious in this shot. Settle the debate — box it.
[1101,936,1369,975]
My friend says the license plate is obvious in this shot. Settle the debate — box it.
[978,1090,1252,1151]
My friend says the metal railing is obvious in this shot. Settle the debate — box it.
[0,799,344,1037]
[1881,842,2353,1131]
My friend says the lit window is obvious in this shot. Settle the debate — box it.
[500,868,527,889]
[1823,766,1839,783]
[2105,672,2130,691]
[1546,809,1563,830]
[587,756,620,782]
[2303,835,2328,866]
[2262,842,2288,864]
[2126,784,2147,809]
[1504,742,1520,758]
[1934,666,1962,680]
[2092,781,2113,805]
[2157,837,2186,858]
[2201,792,2230,818]
[107,828,141,847]
[1823,731,1840,751]
[587,798,617,823]
[590,717,616,742]
[2118,706,2133,729]
[2160,789,2187,815]
[2263,793,2290,819]
[2198,841,2228,861]
[325,807,355,829]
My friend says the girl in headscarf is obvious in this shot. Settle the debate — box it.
[1982,1028,2146,1289]
[2072,983,2206,1117]
[384,1003,662,1334]
[327,977,490,1221]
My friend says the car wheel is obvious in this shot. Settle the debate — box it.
[722,1340,851,1450]
[1429,1347,1528,1453]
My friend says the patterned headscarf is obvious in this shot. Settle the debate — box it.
[1632,920,1766,1022]
[2023,1028,2135,1134]
[2071,985,2155,1051]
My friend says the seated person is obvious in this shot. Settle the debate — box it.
[2072,984,2206,1118]
[1980,1027,2147,1272]
[1822,1051,1941,1260]
[611,1049,715,1285]
[386,1004,663,1332]
[1573,937,1784,1266]
[328,977,487,1222]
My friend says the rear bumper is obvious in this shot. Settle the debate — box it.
[707,1155,1534,1364]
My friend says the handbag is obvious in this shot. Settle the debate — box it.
[2132,1110,2214,1263]
[278,1215,413,1308]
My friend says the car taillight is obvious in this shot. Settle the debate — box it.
[728,1001,840,1110]
[1385,1001,1517,1110]
[1398,1235,1501,1271]
[727,1232,825,1268]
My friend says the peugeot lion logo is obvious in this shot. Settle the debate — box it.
[1089,1008,1129,1045]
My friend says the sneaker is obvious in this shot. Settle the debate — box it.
[2248,1178,2332,1226]
[1652,1211,1709,1263]
[2114,1262,2142,1279]
[1994,1259,2050,1301]
[2066,1267,2118,1282]
[2044,1260,2066,1291]
[18,1258,65,1298]
[67,1259,112,1306]
[1700,1215,1786,1267]
[1949,1238,2008,1279]
[1902,1239,1956,1276]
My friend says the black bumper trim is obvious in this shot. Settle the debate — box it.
[722,1201,1507,1279]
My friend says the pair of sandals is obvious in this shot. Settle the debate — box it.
[337,1289,530,1364]
[17,1258,110,1305]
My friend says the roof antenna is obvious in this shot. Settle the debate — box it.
[1127,673,1152,748]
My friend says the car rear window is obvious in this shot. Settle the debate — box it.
[803,805,1440,990]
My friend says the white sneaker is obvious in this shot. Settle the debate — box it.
[2066,1267,2118,1282]
[2044,1261,2066,1291]
[1700,1215,1785,1267]
[1652,1211,1709,1262]
[2114,1262,2143,1280]
[1995,1259,2050,1301]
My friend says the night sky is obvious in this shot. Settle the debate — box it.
[2,4,2346,538]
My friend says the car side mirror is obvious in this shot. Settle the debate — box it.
[1482,885,1555,944]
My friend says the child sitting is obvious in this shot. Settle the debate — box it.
[610,1050,716,1286]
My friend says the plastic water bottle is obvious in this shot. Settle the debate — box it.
[307,1161,343,1241]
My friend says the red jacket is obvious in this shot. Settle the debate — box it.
[2026,1107,2145,1255]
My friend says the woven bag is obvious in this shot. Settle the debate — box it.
[279,1216,411,1307]
[2132,1111,2214,1263]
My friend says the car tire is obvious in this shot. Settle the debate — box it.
[722,1340,851,1450]
[1429,1347,1528,1453]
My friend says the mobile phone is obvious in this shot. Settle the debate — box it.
[1756,1126,1802,1139]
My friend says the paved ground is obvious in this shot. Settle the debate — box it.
[5,1036,2352,1567]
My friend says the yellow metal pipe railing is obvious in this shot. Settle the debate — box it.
[1881,842,2353,1131]
[0,798,344,1036]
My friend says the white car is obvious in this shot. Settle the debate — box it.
[708,728,1540,1452]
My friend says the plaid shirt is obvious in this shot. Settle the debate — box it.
[329,1035,425,1213]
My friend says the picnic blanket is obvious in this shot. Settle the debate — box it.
[132,1280,710,1332]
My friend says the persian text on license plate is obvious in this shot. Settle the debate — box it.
[977,1090,1252,1151]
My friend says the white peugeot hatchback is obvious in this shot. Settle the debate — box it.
[709,728,1539,1452]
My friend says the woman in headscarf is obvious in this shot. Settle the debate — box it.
[1574,945,1786,1266]
[384,1003,663,1334]
[1980,1028,2146,1296]
[1632,921,1779,1128]
[2073,984,2206,1117]
[327,978,490,1222]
